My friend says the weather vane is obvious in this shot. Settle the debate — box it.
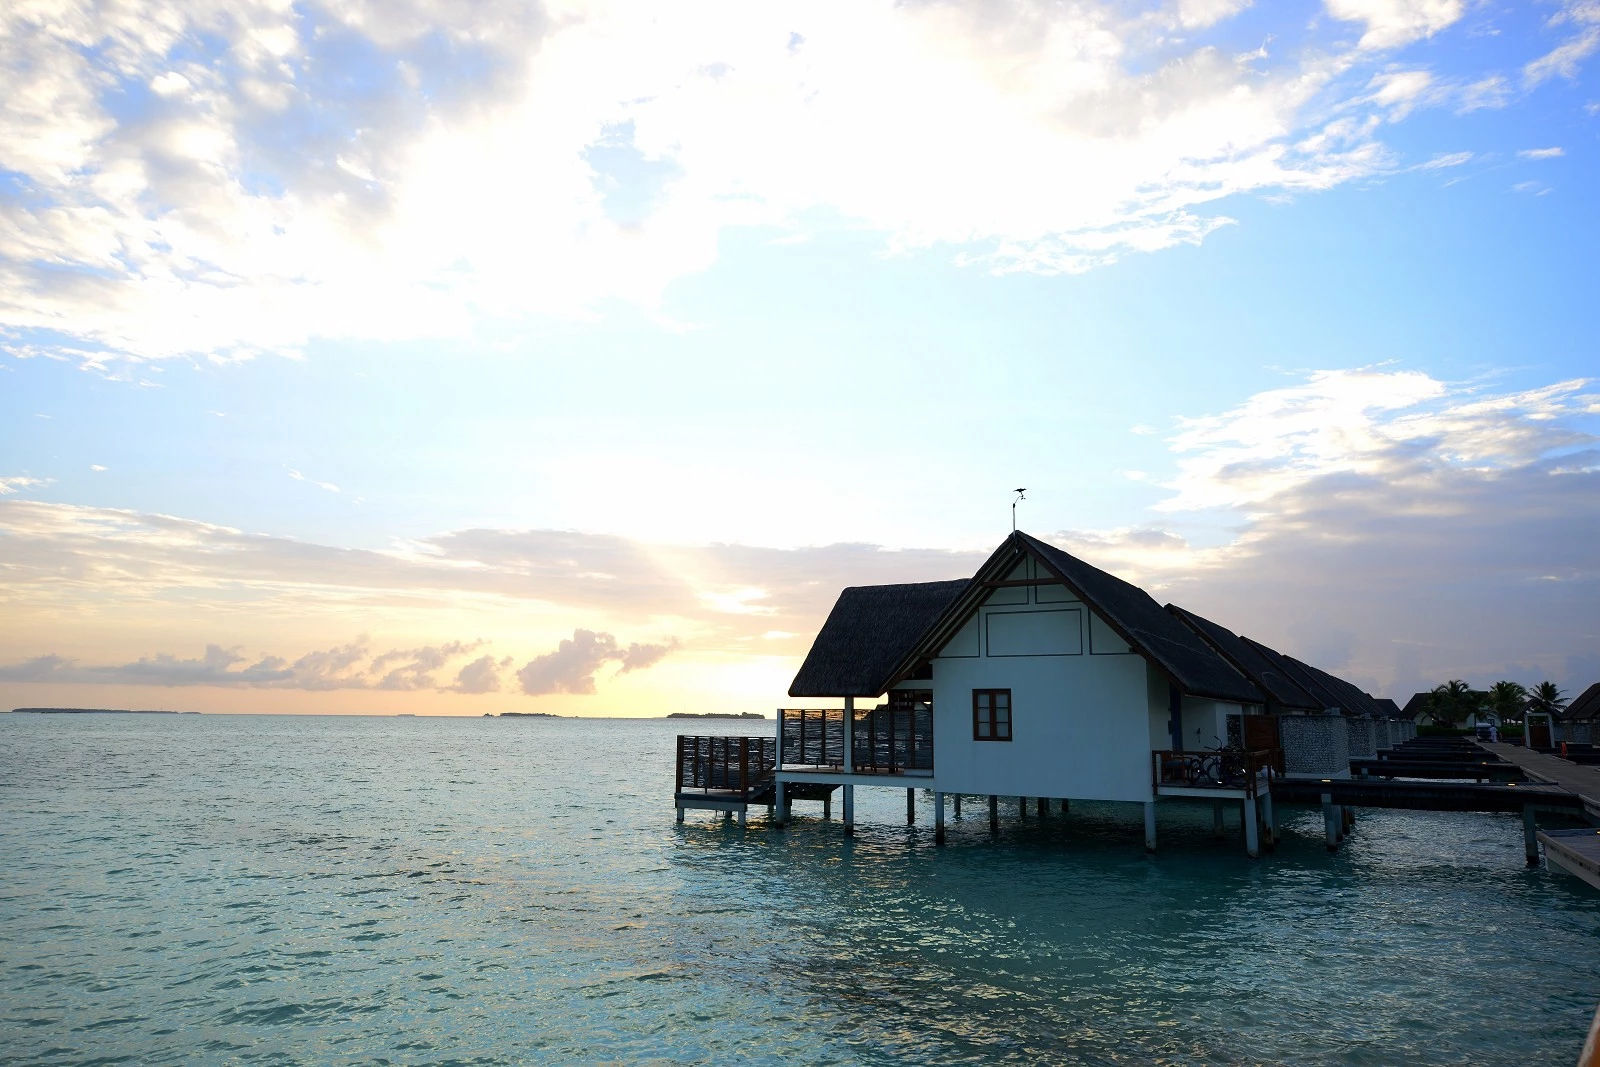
[1012,488,1026,532]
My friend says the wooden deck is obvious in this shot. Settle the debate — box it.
[1484,741,1600,822]
[1539,828,1600,891]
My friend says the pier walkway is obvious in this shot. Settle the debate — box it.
[1484,742,1600,823]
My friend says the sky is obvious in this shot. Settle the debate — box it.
[1,0,1597,716]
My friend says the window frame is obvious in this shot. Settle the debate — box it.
[972,688,1013,742]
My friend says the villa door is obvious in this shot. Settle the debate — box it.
[1530,720,1551,748]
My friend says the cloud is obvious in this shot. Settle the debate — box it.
[287,468,340,494]
[450,654,509,695]
[1518,146,1565,160]
[1325,0,1464,50]
[515,629,678,696]
[0,475,50,495]
[1524,0,1600,86]
[0,0,1563,363]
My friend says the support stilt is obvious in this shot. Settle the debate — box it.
[1261,789,1276,848]
[1212,800,1225,838]
[1060,798,1069,814]
[1243,794,1259,858]
[1323,794,1338,851]
[935,791,946,845]
[738,808,747,827]
[1144,801,1157,852]
[676,806,684,824]
[988,794,999,835]
[773,781,786,827]
[1037,797,1047,818]
[1019,796,1027,818]
[823,795,831,821]
[843,785,855,836]
[953,793,962,817]
[1523,805,1539,867]
[906,788,915,826]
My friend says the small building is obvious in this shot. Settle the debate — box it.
[676,530,1413,856]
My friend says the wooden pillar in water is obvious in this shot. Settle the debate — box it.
[823,794,831,820]
[1524,806,1539,867]
[843,784,855,836]
[1261,789,1276,848]
[1060,798,1069,814]
[1018,796,1027,818]
[1144,801,1157,852]
[906,788,916,825]
[1037,797,1047,818]
[676,806,684,824]
[1322,794,1339,850]
[953,794,962,817]
[935,791,946,845]
[1242,794,1259,858]
[1212,800,1225,838]
[773,781,787,827]
[988,794,999,835]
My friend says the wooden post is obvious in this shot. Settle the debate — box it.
[773,780,786,826]
[1212,800,1224,838]
[1524,805,1539,867]
[935,791,946,845]
[676,806,684,823]
[823,794,831,820]
[738,808,747,827]
[1037,797,1047,818]
[1323,794,1338,850]
[843,784,855,836]
[988,794,999,835]
[1243,794,1259,858]
[843,696,855,773]
[1261,788,1276,848]
[1060,798,1069,814]
[953,794,962,817]
[1018,796,1027,817]
[1144,801,1157,852]
[906,788,915,825]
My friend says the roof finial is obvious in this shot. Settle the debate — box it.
[1012,488,1026,532]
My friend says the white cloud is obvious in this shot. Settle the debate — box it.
[1519,146,1565,159]
[0,475,50,495]
[1524,1,1600,86]
[287,468,340,494]
[1325,0,1464,50]
[1417,150,1473,169]
[0,0,1530,363]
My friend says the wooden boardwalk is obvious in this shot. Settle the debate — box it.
[1539,828,1600,891]
[1484,742,1600,823]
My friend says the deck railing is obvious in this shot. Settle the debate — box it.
[676,735,777,800]
[1154,747,1274,797]
[777,706,934,774]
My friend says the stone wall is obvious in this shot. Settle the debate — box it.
[1281,714,1351,778]
[1346,717,1377,758]
[1373,719,1392,750]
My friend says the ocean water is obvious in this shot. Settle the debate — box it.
[2,714,1597,1066]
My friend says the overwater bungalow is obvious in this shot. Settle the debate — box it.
[674,530,1413,856]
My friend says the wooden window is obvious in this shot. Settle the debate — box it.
[973,689,1012,742]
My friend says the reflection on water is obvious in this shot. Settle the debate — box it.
[1,713,1595,1065]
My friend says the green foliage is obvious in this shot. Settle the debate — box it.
[1527,680,1567,717]
[1426,679,1485,726]
[1487,680,1528,724]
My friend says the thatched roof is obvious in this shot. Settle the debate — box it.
[1403,691,1433,718]
[787,580,970,697]
[1372,697,1403,718]
[1166,604,1321,711]
[1562,682,1600,722]
[1283,654,1381,717]
[874,532,1263,704]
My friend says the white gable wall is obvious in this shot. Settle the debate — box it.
[928,557,1158,803]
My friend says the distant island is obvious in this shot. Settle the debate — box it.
[498,712,564,718]
[666,712,767,719]
[11,708,200,715]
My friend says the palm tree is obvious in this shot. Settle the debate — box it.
[1527,681,1567,717]
[1428,679,1478,726]
[1487,680,1527,725]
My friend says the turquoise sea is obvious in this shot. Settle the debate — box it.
[2,713,1597,1065]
